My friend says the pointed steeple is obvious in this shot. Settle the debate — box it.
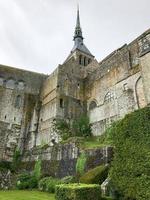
[71,6,93,57]
[74,5,83,40]
[64,6,94,64]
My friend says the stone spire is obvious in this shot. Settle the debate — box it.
[64,6,94,64]
[71,6,93,57]
[73,5,83,40]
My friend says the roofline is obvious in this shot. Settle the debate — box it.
[0,63,48,76]
[99,28,150,64]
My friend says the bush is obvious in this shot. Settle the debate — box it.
[55,183,102,200]
[52,119,71,140]
[16,172,38,189]
[61,176,76,184]
[0,160,12,171]
[108,107,150,200]
[80,165,109,184]
[38,177,61,193]
[72,115,92,137]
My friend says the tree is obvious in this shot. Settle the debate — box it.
[72,115,92,137]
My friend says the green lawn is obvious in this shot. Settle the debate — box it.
[0,190,55,200]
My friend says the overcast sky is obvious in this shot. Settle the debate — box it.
[0,0,149,74]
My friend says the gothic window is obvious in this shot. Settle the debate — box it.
[135,77,146,108]
[89,101,97,110]
[15,95,22,108]
[104,92,114,103]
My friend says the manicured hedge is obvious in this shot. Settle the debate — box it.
[109,107,150,200]
[55,183,102,200]
[80,165,109,184]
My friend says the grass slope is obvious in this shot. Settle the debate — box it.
[0,190,55,200]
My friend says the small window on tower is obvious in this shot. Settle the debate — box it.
[79,55,82,65]
[84,57,87,66]
[60,98,63,108]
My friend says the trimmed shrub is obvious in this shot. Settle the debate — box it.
[108,107,150,199]
[16,172,38,189]
[55,183,102,200]
[38,177,61,193]
[80,165,109,184]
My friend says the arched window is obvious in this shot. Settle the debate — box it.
[135,76,146,108]
[104,92,114,103]
[89,101,97,110]
[15,95,22,108]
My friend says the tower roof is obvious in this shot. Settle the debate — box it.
[73,5,83,40]
[71,6,94,57]
[64,6,94,64]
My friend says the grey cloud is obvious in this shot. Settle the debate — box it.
[0,0,149,73]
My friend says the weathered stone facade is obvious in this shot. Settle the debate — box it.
[0,9,150,170]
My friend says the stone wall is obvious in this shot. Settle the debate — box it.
[0,65,47,159]
[36,69,59,147]
[85,30,150,136]
[22,142,113,178]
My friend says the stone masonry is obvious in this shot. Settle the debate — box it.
[0,8,150,165]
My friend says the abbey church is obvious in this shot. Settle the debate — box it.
[0,8,150,162]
